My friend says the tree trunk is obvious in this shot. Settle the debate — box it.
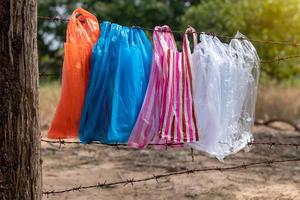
[0,0,41,199]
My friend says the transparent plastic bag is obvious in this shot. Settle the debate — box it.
[79,22,152,144]
[217,35,250,158]
[190,34,224,157]
[190,33,260,160]
[48,8,100,139]
[229,32,260,147]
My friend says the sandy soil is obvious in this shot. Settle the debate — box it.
[41,125,300,200]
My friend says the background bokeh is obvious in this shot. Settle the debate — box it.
[38,0,300,81]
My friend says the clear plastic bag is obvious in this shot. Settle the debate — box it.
[190,33,260,160]
[229,32,260,148]
[48,8,100,139]
[79,22,152,144]
[190,34,224,157]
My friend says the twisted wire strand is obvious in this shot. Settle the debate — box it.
[43,158,300,196]
[38,15,300,46]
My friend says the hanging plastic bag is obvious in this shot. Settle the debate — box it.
[128,26,178,148]
[190,33,260,160]
[128,26,199,148]
[217,35,250,158]
[158,26,199,143]
[189,34,224,157]
[211,33,258,159]
[48,8,100,139]
[79,22,152,144]
[228,32,260,150]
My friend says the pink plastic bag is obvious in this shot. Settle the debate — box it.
[158,26,199,142]
[128,26,199,148]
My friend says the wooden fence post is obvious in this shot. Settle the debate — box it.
[0,0,42,199]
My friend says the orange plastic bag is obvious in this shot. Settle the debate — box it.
[48,8,100,139]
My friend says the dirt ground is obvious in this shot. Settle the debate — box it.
[39,81,300,200]
[41,125,300,200]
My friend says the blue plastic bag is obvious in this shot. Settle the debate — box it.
[79,21,152,144]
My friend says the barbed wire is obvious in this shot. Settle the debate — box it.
[41,118,300,148]
[41,138,182,147]
[37,15,300,79]
[249,142,300,149]
[39,73,60,78]
[38,54,300,78]
[37,15,300,47]
[260,55,300,64]
[40,138,300,149]
[38,16,70,22]
[42,158,300,196]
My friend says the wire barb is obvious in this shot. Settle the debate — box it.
[190,148,195,162]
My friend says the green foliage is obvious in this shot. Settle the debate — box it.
[38,0,200,74]
[38,0,300,81]
[182,0,300,81]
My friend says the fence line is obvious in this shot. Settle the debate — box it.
[38,54,300,78]
[37,15,300,47]
[260,55,300,64]
[42,158,300,196]
[41,138,300,149]
[41,118,300,148]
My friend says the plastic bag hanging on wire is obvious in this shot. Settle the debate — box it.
[128,26,180,148]
[48,8,100,139]
[217,34,250,158]
[189,34,224,158]
[190,33,260,160]
[79,22,152,144]
[158,26,199,143]
[229,32,260,148]
[215,33,259,159]
[128,26,199,148]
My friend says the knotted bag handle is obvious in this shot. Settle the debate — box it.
[153,25,177,54]
[183,26,198,56]
[66,8,99,45]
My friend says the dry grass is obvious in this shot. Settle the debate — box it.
[39,80,300,129]
[39,81,61,130]
[256,85,300,122]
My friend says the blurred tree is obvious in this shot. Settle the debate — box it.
[183,0,300,81]
[38,0,300,81]
[38,0,200,75]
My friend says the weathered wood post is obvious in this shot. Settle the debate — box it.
[0,0,42,199]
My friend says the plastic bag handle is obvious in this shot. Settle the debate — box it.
[153,25,177,54]
[66,8,99,44]
[183,26,198,55]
